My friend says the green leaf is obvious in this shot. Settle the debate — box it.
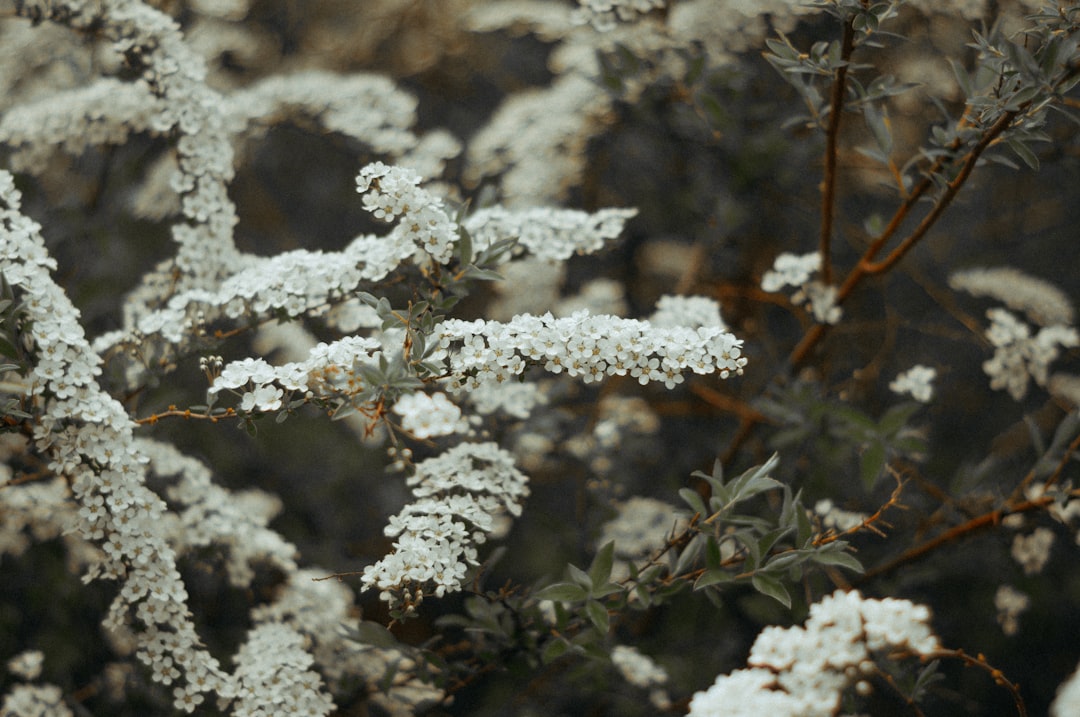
[567,563,593,590]
[811,544,864,573]
[694,568,734,590]
[347,621,402,649]
[751,573,792,608]
[860,441,887,489]
[705,535,722,569]
[763,549,810,573]
[585,599,610,634]
[591,581,624,599]
[1006,138,1040,170]
[541,638,572,665]
[534,582,588,603]
[727,454,783,504]
[674,534,705,576]
[461,266,505,282]
[679,487,707,516]
[0,336,21,361]
[589,541,615,590]
[912,659,944,700]
[863,102,892,156]
[756,525,794,556]
[457,224,474,266]
[878,401,922,435]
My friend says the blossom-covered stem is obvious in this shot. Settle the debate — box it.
[818,18,856,286]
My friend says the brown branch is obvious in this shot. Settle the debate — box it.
[859,496,1053,582]
[134,406,236,425]
[923,649,1027,717]
[819,20,857,285]
[788,109,1017,367]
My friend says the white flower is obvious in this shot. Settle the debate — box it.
[1011,526,1054,575]
[982,308,1078,400]
[761,252,821,293]
[950,266,1073,326]
[649,295,727,330]
[994,584,1029,636]
[889,364,937,403]
[1052,660,1080,717]
[611,645,669,688]
[393,392,463,438]
[690,590,939,717]
[361,443,528,609]
[6,650,44,680]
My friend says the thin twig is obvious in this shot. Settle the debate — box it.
[859,496,1055,582]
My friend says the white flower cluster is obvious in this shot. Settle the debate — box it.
[994,584,1030,636]
[465,380,549,419]
[69,0,242,289]
[611,644,669,688]
[1053,660,1080,717]
[598,497,687,562]
[950,266,1074,327]
[356,161,459,263]
[6,651,44,681]
[688,590,940,717]
[229,624,334,717]
[0,79,161,172]
[2,169,234,709]
[1011,526,1054,575]
[649,294,727,329]
[463,205,638,262]
[464,72,615,205]
[252,571,444,714]
[982,308,1078,401]
[438,307,746,391]
[227,71,426,158]
[889,364,937,403]
[611,644,672,709]
[393,392,464,439]
[760,251,842,324]
[209,337,382,413]
[812,499,868,533]
[0,684,73,717]
[572,0,666,32]
[361,442,529,610]
[141,439,298,587]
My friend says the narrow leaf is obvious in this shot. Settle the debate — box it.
[585,599,610,634]
[534,582,588,603]
[751,573,792,608]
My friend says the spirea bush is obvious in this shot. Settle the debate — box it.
[2,0,1080,715]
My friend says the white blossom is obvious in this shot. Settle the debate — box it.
[982,308,1078,400]
[393,392,464,438]
[889,364,937,403]
[950,266,1074,326]
[689,590,939,717]
[360,443,529,610]
[1011,526,1054,575]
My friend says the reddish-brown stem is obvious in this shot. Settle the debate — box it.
[788,109,1018,367]
[923,649,1027,717]
[819,20,857,285]
[859,496,1053,582]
